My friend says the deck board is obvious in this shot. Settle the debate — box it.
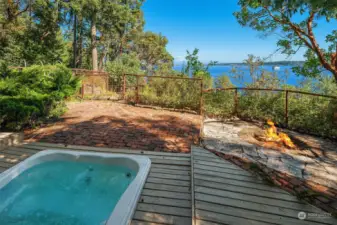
[23,142,192,157]
[194,173,285,193]
[0,142,192,225]
[194,179,298,201]
[196,200,329,225]
[191,146,336,225]
[194,163,251,176]
[131,220,167,225]
[139,196,191,208]
[133,211,191,225]
[146,177,190,187]
[144,183,190,193]
[2,143,336,225]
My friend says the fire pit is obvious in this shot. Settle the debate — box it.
[203,118,337,215]
[254,120,296,149]
[237,120,298,153]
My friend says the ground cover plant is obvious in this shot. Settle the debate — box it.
[0,64,81,130]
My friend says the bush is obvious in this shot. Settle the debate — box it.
[287,94,337,137]
[202,65,337,138]
[125,76,201,111]
[237,91,285,124]
[0,64,81,130]
[105,53,143,92]
[204,90,235,117]
[204,88,337,138]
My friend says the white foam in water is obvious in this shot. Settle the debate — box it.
[0,160,135,225]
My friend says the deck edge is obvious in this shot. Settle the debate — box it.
[191,145,196,225]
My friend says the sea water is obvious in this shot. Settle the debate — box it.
[0,160,136,225]
[174,64,331,86]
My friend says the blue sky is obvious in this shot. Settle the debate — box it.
[142,0,336,64]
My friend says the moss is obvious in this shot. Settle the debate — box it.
[296,190,320,202]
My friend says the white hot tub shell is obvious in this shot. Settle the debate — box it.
[0,150,151,225]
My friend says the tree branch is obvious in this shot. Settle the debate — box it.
[40,31,50,40]
[14,5,29,18]
[264,6,312,49]
[306,11,334,72]
[264,6,337,79]
[304,11,337,79]
[335,44,337,70]
[12,1,30,18]
[5,1,30,23]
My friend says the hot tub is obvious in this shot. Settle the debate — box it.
[0,150,151,225]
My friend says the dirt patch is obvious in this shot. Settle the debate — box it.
[25,101,201,153]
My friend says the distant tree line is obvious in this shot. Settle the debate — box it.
[0,0,173,74]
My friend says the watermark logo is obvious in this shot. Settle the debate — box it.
[298,211,331,220]
[298,212,307,220]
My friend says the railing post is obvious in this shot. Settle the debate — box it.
[199,79,203,115]
[81,83,84,99]
[285,90,289,127]
[123,74,126,100]
[106,75,109,92]
[136,75,139,104]
[234,88,238,115]
[199,79,205,144]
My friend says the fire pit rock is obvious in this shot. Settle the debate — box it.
[202,118,337,190]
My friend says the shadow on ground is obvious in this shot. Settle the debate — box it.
[25,115,199,153]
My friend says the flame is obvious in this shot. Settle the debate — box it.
[279,132,295,149]
[265,120,295,149]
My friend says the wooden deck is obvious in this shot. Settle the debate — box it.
[0,142,192,225]
[0,142,336,225]
[191,146,336,225]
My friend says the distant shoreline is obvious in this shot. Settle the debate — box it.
[174,61,304,67]
[214,61,304,66]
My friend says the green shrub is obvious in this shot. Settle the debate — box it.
[202,67,337,138]
[287,94,337,137]
[203,90,235,117]
[105,53,143,92]
[0,64,81,130]
[136,77,201,110]
[203,88,337,138]
[237,91,285,124]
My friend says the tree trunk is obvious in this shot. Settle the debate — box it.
[73,13,77,68]
[77,18,83,68]
[91,15,98,71]
[98,50,107,71]
[147,64,154,76]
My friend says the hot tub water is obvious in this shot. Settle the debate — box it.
[0,160,136,225]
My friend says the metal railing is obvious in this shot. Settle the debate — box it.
[8,67,336,125]
[123,74,204,113]
[202,87,337,127]
[74,70,109,99]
